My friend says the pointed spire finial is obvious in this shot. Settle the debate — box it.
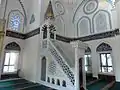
[44,0,55,20]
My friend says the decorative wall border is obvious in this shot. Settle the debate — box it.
[83,0,98,15]
[77,16,92,36]
[54,1,65,15]
[18,0,27,25]
[6,27,40,39]
[72,0,87,23]
[6,30,25,39]
[92,10,112,33]
[25,28,40,39]
[76,29,119,42]
[6,28,119,42]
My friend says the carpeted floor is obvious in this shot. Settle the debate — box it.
[109,82,120,90]
[0,78,55,90]
[87,80,109,90]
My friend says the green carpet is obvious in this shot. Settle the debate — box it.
[0,82,38,90]
[87,80,109,90]
[22,85,56,90]
[0,78,55,90]
[109,82,120,90]
[0,79,28,87]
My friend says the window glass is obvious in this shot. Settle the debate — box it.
[84,55,87,65]
[102,67,107,73]
[10,14,21,31]
[100,53,113,73]
[3,66,8,72]
[10,52,18,65]
[101,54,106,66]
[8,10,24,33]
[85,67,88,71]
[84,54,91,72]
[4,53,10,65]
[107,54,112,66]
[9,66,15,72]
[3,52,19,73]
[108,67,113,72]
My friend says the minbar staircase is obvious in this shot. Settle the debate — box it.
[48,40,75,85]
[40,23,87,90]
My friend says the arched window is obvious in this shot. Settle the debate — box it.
[84,47,92,72]
[3,42,20,73]
[7,10,24,33]
[96,43,113,73]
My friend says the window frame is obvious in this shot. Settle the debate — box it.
[2,50,19,74]
[84,53,92,73]
[7,10,24,33]
[99,51,114,74]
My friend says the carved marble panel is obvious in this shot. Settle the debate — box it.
[48,61,57,75]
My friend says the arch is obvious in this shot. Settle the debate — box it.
[3,42,21,74]
[57,79,60,86]
[93,10,112,33]
[7,10,24,33]
[85,47,91,53]
[52,78,55,84]
[47,77,50,83]
[77,16,91,37]
[96,42,112,52]
[62,80,66,87]
[41,56,47,81]
[5,42,21,51]
[55,16,65,36]
[83,0,98,15]
[18,0,27,25]
[72,0,87,23]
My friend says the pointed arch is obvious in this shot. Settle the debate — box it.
[77,16,91,37]
[85,47,91,53]
[96,42,112,52]
[5,42,21,51]
[7,10,24,33]
[93,10,112,33]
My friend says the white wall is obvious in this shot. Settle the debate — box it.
[21,35,40,82]
[26,0,41,32]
